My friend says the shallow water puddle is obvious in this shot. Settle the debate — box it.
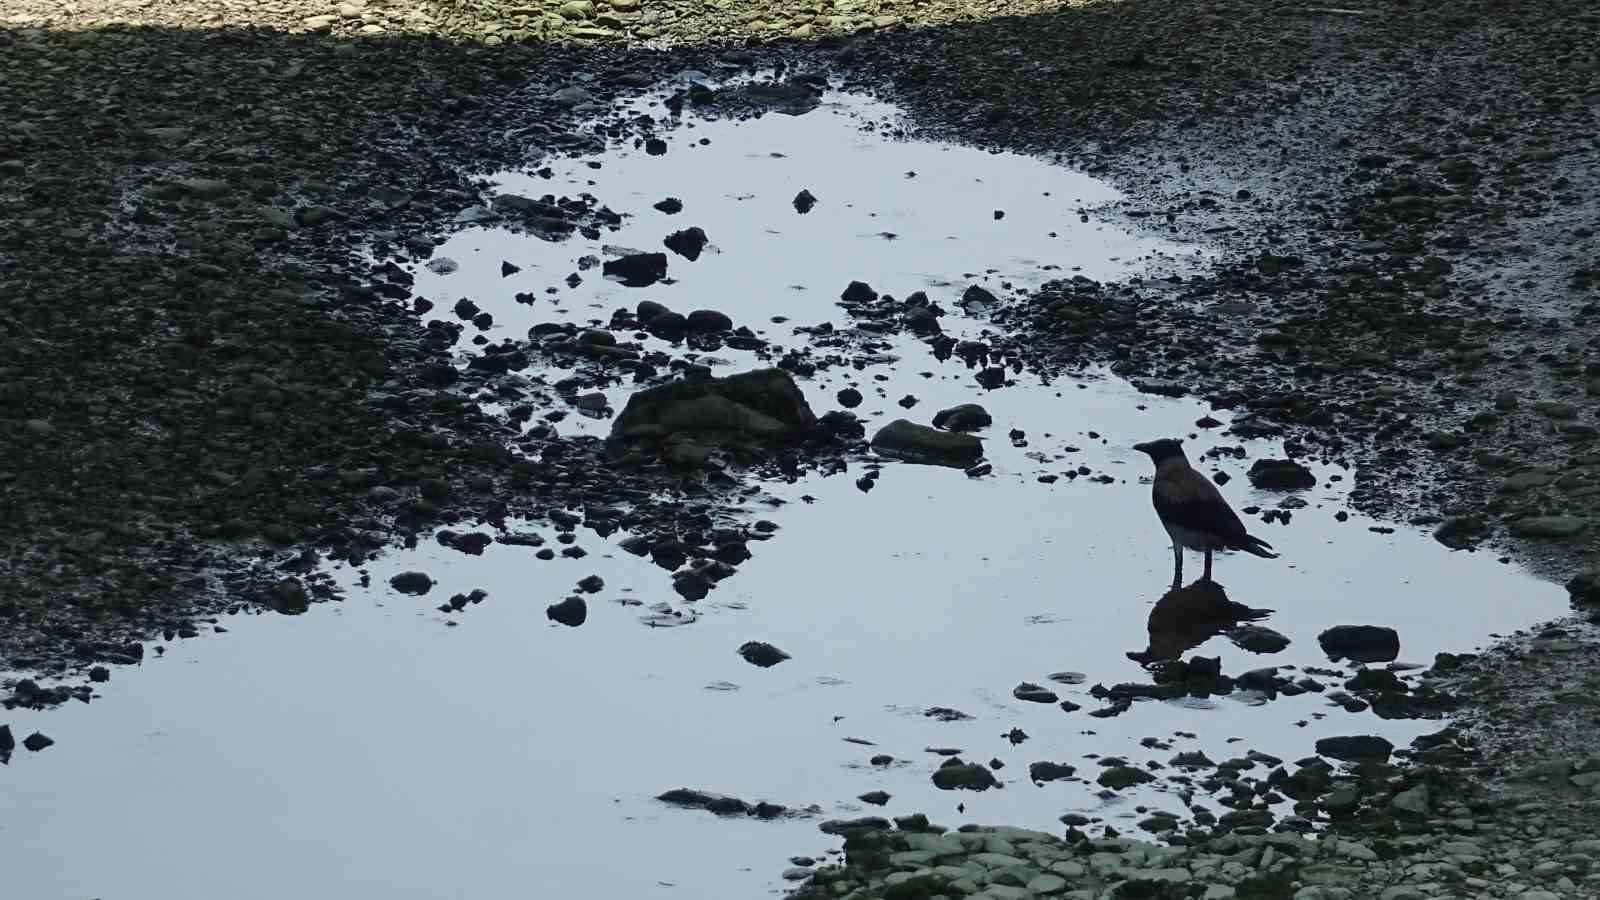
[0,82,1571,900]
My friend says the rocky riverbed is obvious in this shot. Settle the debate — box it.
[3,0,1599,897]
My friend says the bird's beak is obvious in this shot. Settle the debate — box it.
[1133,441,1153,455]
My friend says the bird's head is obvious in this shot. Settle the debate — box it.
[1133,438,1186,465]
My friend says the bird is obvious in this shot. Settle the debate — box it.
[1133,438,1278,589]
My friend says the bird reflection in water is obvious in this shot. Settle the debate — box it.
[1127,580,1272,666]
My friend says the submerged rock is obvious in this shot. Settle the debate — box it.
[610,368,816,445]
[871,419,983,467]
[1318,625,1400,663]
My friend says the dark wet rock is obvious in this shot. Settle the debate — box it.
[22,731,53,752]
[663,226,709,260]
[1247,459,1315,490]
[840,280,877,304]
[858,791,890,806]
[1170,751,1215,769]
[1568,570,1600,605]
[836,388,863,408]
[1228,624,1291,654]
[793,189,818,213]
[960,285,998,311]
[602,252,668,287]
[611,368,816,445]
[974,367,1007,390]
[871,419,982,467]
[931,403,992,432]
[650,541,690,571]
[904,305,941,334]
[738,641,791,667]
[644,138,667,156]
[89,666,110,683]
[636,300,670,322]
[931,760,998,791]
[1319,625,1400,663]
[1012,682,1058,703]
[818,411,865,439]
[924,707,974,722]
[673,570,712,601]
[1345,668,1405,693]
[686,309,733,333]
[389,571,434,595]
[438,530,493,556]
[870,754,894,766]
[1029,761,1076,782]
[654,197,683,214]
[452,296,481,320]
[576,575,604,594]
[1315,735,1394,762]
[546,595,587,627]
[1098,765,1156,789]
[266,578,311,615]
[646,311,688,341]
[1322,786,1362,817]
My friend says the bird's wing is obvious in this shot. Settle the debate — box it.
[1153,466,1250,541]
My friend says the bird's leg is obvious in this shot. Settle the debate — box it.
[1202,549,1213,584]
[1171,543,1183,591]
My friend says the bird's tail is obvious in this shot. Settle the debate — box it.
[1234,533,1278,559]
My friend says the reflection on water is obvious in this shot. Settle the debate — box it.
[1130,581,1271,665]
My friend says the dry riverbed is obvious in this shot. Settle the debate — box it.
[3,0,1599,897]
